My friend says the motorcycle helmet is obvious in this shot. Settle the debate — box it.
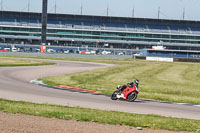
[134,79,139,85]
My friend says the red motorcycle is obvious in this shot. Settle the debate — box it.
[111,84,139,102]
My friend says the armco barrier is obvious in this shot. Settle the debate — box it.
[134,56,146,60]
[135,56,200,63]
[174,58,200,63]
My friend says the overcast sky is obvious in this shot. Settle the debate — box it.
[1,0,200,20]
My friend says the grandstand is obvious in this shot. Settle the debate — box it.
[1,11,200,50]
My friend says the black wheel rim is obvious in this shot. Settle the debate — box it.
[128,92,137,101]
[111,91,118,100]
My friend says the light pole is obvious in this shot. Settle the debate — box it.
[41,0,48,45]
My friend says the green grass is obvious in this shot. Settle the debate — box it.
[41,59,200,105]
[0,58,55,67]
[0,98,199,132]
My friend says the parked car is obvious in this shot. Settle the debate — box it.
[64,50,69,54]
[101,51,111,55]
[118,52,124,55]
[47,49,56,53]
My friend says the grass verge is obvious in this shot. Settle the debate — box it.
[0,98,199,132]
[41,58,200,105]
[0,58,55,67]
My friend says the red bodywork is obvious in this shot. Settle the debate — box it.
[121,85,139,99]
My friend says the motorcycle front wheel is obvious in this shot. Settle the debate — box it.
[127,91,137,102]
[111,91,118,100]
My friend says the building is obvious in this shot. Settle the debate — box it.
[140,49,200,60]
[1,11,200,50]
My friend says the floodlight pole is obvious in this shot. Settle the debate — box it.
[107,5,109,16]
[132,0,135,18]
[54,1,57,14]
[41,0,48,44]
[81,4,83,15]
[132,6,134,18]
[28,0,30,12]
[183,8,185,20]
[158,6,160,19]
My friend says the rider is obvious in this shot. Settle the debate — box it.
[119,79,139,91]
[117,79,139,99]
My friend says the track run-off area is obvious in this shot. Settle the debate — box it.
[0,57,200,120]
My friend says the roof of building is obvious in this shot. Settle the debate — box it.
[1,11,200,27]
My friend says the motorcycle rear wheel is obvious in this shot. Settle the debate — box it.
[111,91,118,100]
[127,91,137,102]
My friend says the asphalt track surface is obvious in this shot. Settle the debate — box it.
[0,57,200,120]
